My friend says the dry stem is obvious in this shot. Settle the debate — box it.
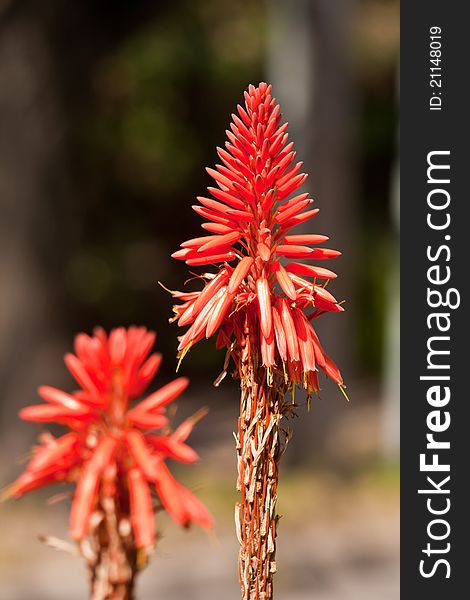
[82,495,141,600]
[235,345,288,600]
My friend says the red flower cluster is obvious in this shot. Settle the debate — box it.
[171,82,343,392]
[9,327,211,548]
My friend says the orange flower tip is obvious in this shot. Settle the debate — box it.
[173,407,209,443]
[276,245,314,258]
[208,187,246,210]
[38,385,83,411]
[273,265,297,301]
[201,221,233,234]
[197,231,241,254]
[257,242,271,261]
[228,256,254,294]
[285,262,337,280]
[282,208,320,228]
[19,404,84,422]
[126,432,164,481]
[205,290,233,338]
[193,204,233,231]
[64,353,101,402]
[69,438,118,540]
[186,251,236,266]
[172,248,189,260]
[181,236,206,249]
[256,277,273,339]
[312,248,341,260]
[283,234,329,245]
[231,181,255,203]
[128,412,170,430]
[280,300,300,363]
[109,327,127,364]
[177,308,194,328]
[226,208,252,220]
[138,352,163,382]
[128,469,155,548]
[275,199,312,223]
[131,377,190,416]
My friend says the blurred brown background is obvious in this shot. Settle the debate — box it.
[0,0,399,598]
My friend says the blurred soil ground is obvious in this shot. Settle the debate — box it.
[0,382,399,599]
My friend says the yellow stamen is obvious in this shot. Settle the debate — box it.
[282,361,288,383]
[158,281,175,294]
[176,343,193,372]
[339,384,350,402]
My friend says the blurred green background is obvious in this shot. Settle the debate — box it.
[0,0,399,598]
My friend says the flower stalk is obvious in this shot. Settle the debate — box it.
[5,327,212,600]
[235,335,288,600]
[170,82,345,598]
[84,493,138,600]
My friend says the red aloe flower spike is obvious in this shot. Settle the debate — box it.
[5,327,212,599]
[171,82,343,392]
[169,82,346,600]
